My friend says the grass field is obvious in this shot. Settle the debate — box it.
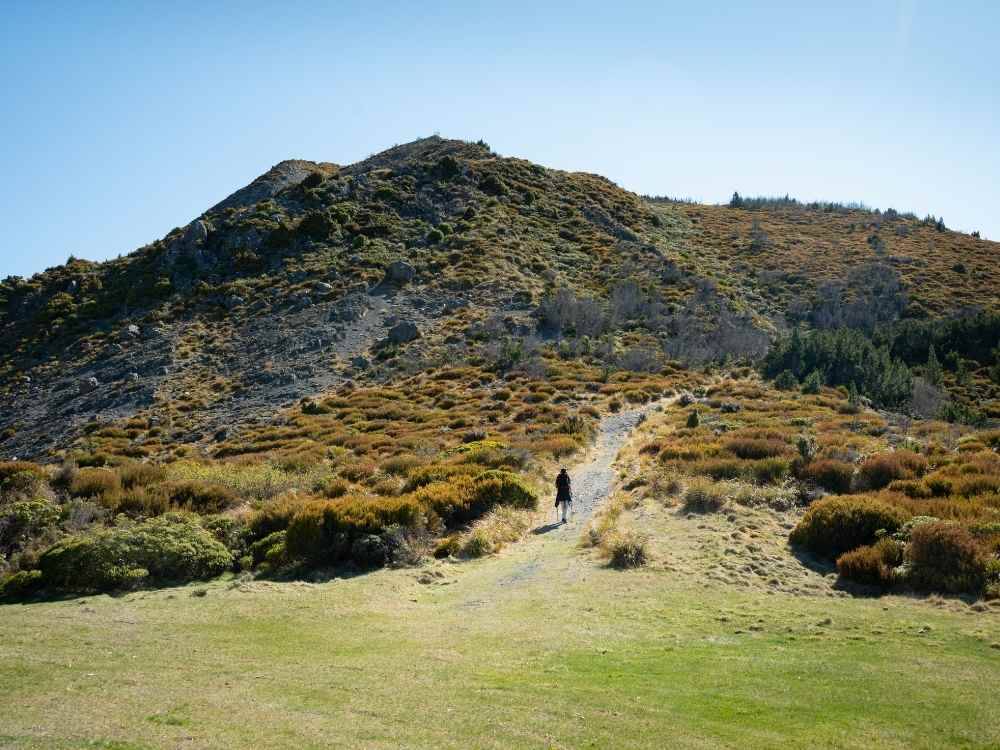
[3,423,1000,749]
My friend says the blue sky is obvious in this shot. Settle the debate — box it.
[2,1,997,279]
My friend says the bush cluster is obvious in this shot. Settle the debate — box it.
[36,514,233,592]
[790,495,910,558]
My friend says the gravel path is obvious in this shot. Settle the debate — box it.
[493,401,664,589]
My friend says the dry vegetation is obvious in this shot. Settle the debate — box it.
[615,374,1000,599]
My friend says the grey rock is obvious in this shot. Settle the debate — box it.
[183,219,210,246]
[314,281,334,293]
[126,372,140,383]
[79,377,99,394]
[388,321,420,344]
[383,260,415,285]
[124,324,141,339]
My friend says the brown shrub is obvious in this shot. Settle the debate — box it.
[534,435,579,458]
[801,459,855,494]
[117,462,167,489]
[166,481,240,513]
[836,538,903,587]
[726,438,790,460]
[70,468,121,500]
[906,522,992,593]
[857,451,927,490]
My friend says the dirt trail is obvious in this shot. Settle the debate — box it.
[486,400,668,591]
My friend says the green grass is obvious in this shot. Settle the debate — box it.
[2,528,998,749]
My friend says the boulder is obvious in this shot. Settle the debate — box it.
[183,219,210,246]
[388,321,420,344]
[123,324,141,339]
[383,260,415,285]
[79,377,99,394]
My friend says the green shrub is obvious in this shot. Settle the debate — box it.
[801,370,823,394]
[857,451,927,490]
[801,459,855,494]
[426,228,444,244]
[686,410,700,428]
[249,530,288,568]
[774,370,798,390]
[37,514,233,592]
[906,522,991,593]
[0,498,60,552]
[202,515,248,558]
[790,495,911,558]
[0,569,43,599]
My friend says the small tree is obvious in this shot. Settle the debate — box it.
[801,370,823,394]
[729,191,744,208]
[925,344,943,386]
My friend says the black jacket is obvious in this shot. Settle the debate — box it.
[555,471,571,504]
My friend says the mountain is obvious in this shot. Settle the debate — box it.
[1,136,997,462]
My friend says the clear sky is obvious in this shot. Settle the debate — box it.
[2,1,997,279]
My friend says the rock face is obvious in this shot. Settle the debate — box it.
[383,261,415,286]
[388,321,420,344]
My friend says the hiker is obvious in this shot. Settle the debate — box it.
[555,467,572,523]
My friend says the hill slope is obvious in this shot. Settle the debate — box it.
[1,137,997,461]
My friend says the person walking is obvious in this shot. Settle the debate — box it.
[555,467,572,523]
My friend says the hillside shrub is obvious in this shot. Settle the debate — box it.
[70,468,121,499]
[836,538,902,588]
[459,507,531,558]
[0,461,46,496]
[906,522,991,593]
[801,370,823,394]
[247,493,312,541]
[285,496,424,562]
[166,481,240,513]
[790,495,910,558]
[606,528,649,568]
[857,451,927,490]
[774,370,798,390]
[108,486,170,517]
[682,478,728,513]
[751,457,792,484]
[0,499,60,552]
[0,569,43,599]
[469,470,537,512]
[249,530,288,568]
[37,514,232,592]
[726,438,789,460]
[117,462,167,489]
[801,459,855,494]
